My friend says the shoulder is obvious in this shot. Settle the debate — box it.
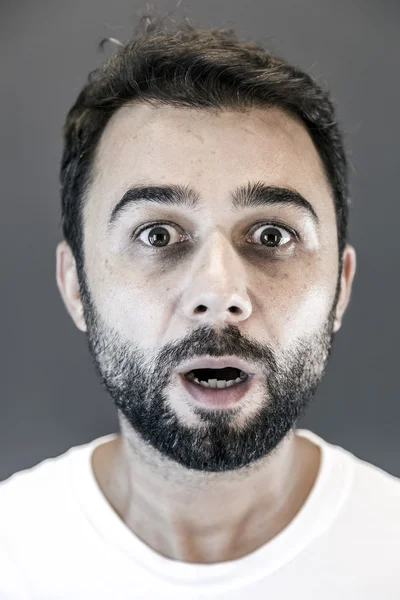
[333,444,400,543]
[0,456,67,526]
[346,448,400,503]
[0,446,83,542]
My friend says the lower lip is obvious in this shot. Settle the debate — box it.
[179,373,255,409]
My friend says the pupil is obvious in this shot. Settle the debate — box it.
[262,227,281,247]
[149,227,170,247]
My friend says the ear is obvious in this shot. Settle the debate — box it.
[333,244,357,333]
[56,241,87,332]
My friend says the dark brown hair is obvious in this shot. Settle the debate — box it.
[60,8,351,280]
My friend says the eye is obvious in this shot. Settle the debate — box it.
[248,223,295,248]
[134,221,296,249]
[136,222,185,248]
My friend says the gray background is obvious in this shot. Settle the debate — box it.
[1,0,399,482]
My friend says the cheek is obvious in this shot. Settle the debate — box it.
[263,288,331,353]
[92,258,172,348]
[285,283,330,332]
[254,260,335,346]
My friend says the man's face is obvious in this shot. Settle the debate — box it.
[60,104,355,472]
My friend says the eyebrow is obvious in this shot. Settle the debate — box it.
[107,181,320,232]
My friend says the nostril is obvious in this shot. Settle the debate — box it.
[194,305,241,315]
[195,305,207,314]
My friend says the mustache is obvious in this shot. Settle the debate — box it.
[157,322,278,375]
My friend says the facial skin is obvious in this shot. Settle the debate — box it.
[56,104,356,563]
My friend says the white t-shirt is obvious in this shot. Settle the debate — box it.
[0,428,399,599]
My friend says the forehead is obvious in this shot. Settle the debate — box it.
[87,103,334,225]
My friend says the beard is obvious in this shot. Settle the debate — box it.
[78,267,340,473]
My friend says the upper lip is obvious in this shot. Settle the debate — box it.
[176,356,257,376]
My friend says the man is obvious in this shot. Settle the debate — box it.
[1,12,399,599]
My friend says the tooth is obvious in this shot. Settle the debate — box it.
[192,377,241,389]
[224,380,237,388]
[186,368,249,389]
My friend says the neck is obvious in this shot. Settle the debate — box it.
[91,427,320,563]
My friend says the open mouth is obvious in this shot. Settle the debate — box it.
[184,367,249,389]
[180,367,254,409]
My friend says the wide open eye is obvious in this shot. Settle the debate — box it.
[249,223,294,248]
[137,222,185,248]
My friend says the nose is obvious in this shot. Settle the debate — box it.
[181,231,252,325]
[191,293,251,323]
